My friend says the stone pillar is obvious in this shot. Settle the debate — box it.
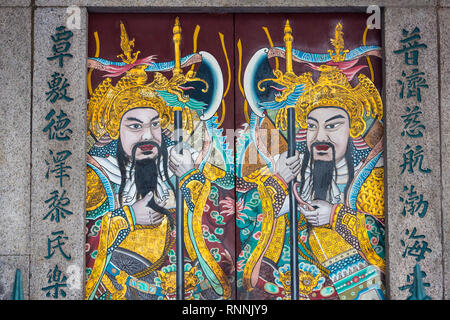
[438,6,450,300]
[30,7,87,300]
[0,6,32,300]
[385,7,443,299]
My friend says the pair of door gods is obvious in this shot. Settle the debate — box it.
[85,12,385,300]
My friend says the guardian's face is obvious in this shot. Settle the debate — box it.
[306,107,350,162]
[119,107,162,161]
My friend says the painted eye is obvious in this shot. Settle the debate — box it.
[128,124,142,129]
[307,123,317,129]
[325,122,342,129]
[151,121,160,127]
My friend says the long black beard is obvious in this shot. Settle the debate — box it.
[117,138,175,229]
[309,141,336,201]
[300,140,354,202]
[312,159,336,201]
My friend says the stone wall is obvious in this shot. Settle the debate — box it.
[0,0,448,300]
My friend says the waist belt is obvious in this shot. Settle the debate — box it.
[105,262,211,296]
[106,262,162,295]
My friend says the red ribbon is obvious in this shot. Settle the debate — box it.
[102,55,156,77]
[303,59,367,81]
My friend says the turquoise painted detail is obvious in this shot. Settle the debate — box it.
[259,84,306,110]
[156,90,207,110]
[87,162,116,213]
[273,45,381,63]
[201,115,235,190]
[187,210,223,296]
[89,54,197,72]
[11,269,24,300]
[334,265,379,295]
[348,152,382,211]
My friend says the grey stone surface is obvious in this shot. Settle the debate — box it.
[0,7,31,256]
[31,7,87,300]
[0,0,31,6]
[0,2,445,301]
[439,8,450,300]
[385,7,443,299]
[35,0,437,8]
[0,256,29,300]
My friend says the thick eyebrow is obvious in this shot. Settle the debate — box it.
[307,116,318,123]
[150,115,159,122]
[325,114,346,123]
[124,116,143,123]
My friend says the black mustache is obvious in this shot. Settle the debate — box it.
[129,141,161,180]
[131,140,161,156]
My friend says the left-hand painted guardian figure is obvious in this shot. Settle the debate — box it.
[85,19,235,300]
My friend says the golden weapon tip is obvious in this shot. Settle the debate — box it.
[284,20,292,34]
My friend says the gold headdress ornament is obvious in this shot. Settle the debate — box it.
[88,19,201,141]
[272,21,383,138]
[117,21,140,64]
[328,22,349,62]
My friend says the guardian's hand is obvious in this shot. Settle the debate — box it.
[299,199,333,227]
[275,150,301,184]
[132,191,166,226]
[169,146,195,178]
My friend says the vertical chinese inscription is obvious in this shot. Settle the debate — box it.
[31,7,86,300]
[40,25,74,299]
[386,7,443,300]
[393,26,432,299]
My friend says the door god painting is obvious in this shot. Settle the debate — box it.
[235,14,385,300]
[85,15,236,300]
[84,13,385,301]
